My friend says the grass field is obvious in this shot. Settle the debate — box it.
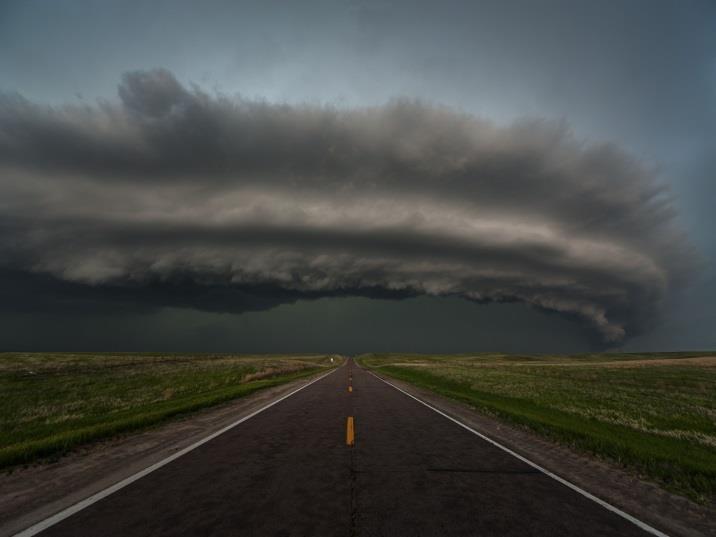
[0,353,340,469]
[358,352,716,503]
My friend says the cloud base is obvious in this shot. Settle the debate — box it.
[0,69,696,342]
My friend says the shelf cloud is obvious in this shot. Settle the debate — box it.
[0,69,696,342]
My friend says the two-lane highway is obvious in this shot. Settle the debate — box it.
[18,359,661,536]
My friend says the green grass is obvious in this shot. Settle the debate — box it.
[0,352,341,469]
[357,352,716,503]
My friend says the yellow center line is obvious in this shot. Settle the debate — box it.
[346,416,355,446]
[348,385,353,392]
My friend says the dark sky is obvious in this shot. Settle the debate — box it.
[0,0,714,353]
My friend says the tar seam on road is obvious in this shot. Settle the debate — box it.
[11,367,340,537]
[365,369,671,537]
[347,361,357,537]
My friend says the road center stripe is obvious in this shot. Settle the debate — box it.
[346,416,355,446]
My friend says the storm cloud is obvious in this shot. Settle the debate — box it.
[0,69,696,342]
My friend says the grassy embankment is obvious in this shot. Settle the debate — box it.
[1,353,340,469]
[358,352,716,503]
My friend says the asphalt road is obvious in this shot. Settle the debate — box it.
[32,359,654,537]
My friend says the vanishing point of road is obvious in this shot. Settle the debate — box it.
[21,359,658,537]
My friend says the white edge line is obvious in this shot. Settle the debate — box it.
[12,367,339,537]
[366,369,670,537]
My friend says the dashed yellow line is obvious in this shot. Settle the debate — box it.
[348,385,353,393]
[346,416,355,446]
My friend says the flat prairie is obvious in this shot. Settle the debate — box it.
[0,353,338,469]
[358,352,716,503]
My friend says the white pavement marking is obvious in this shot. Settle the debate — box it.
[366,369,670,537]
[12,367,339,537]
